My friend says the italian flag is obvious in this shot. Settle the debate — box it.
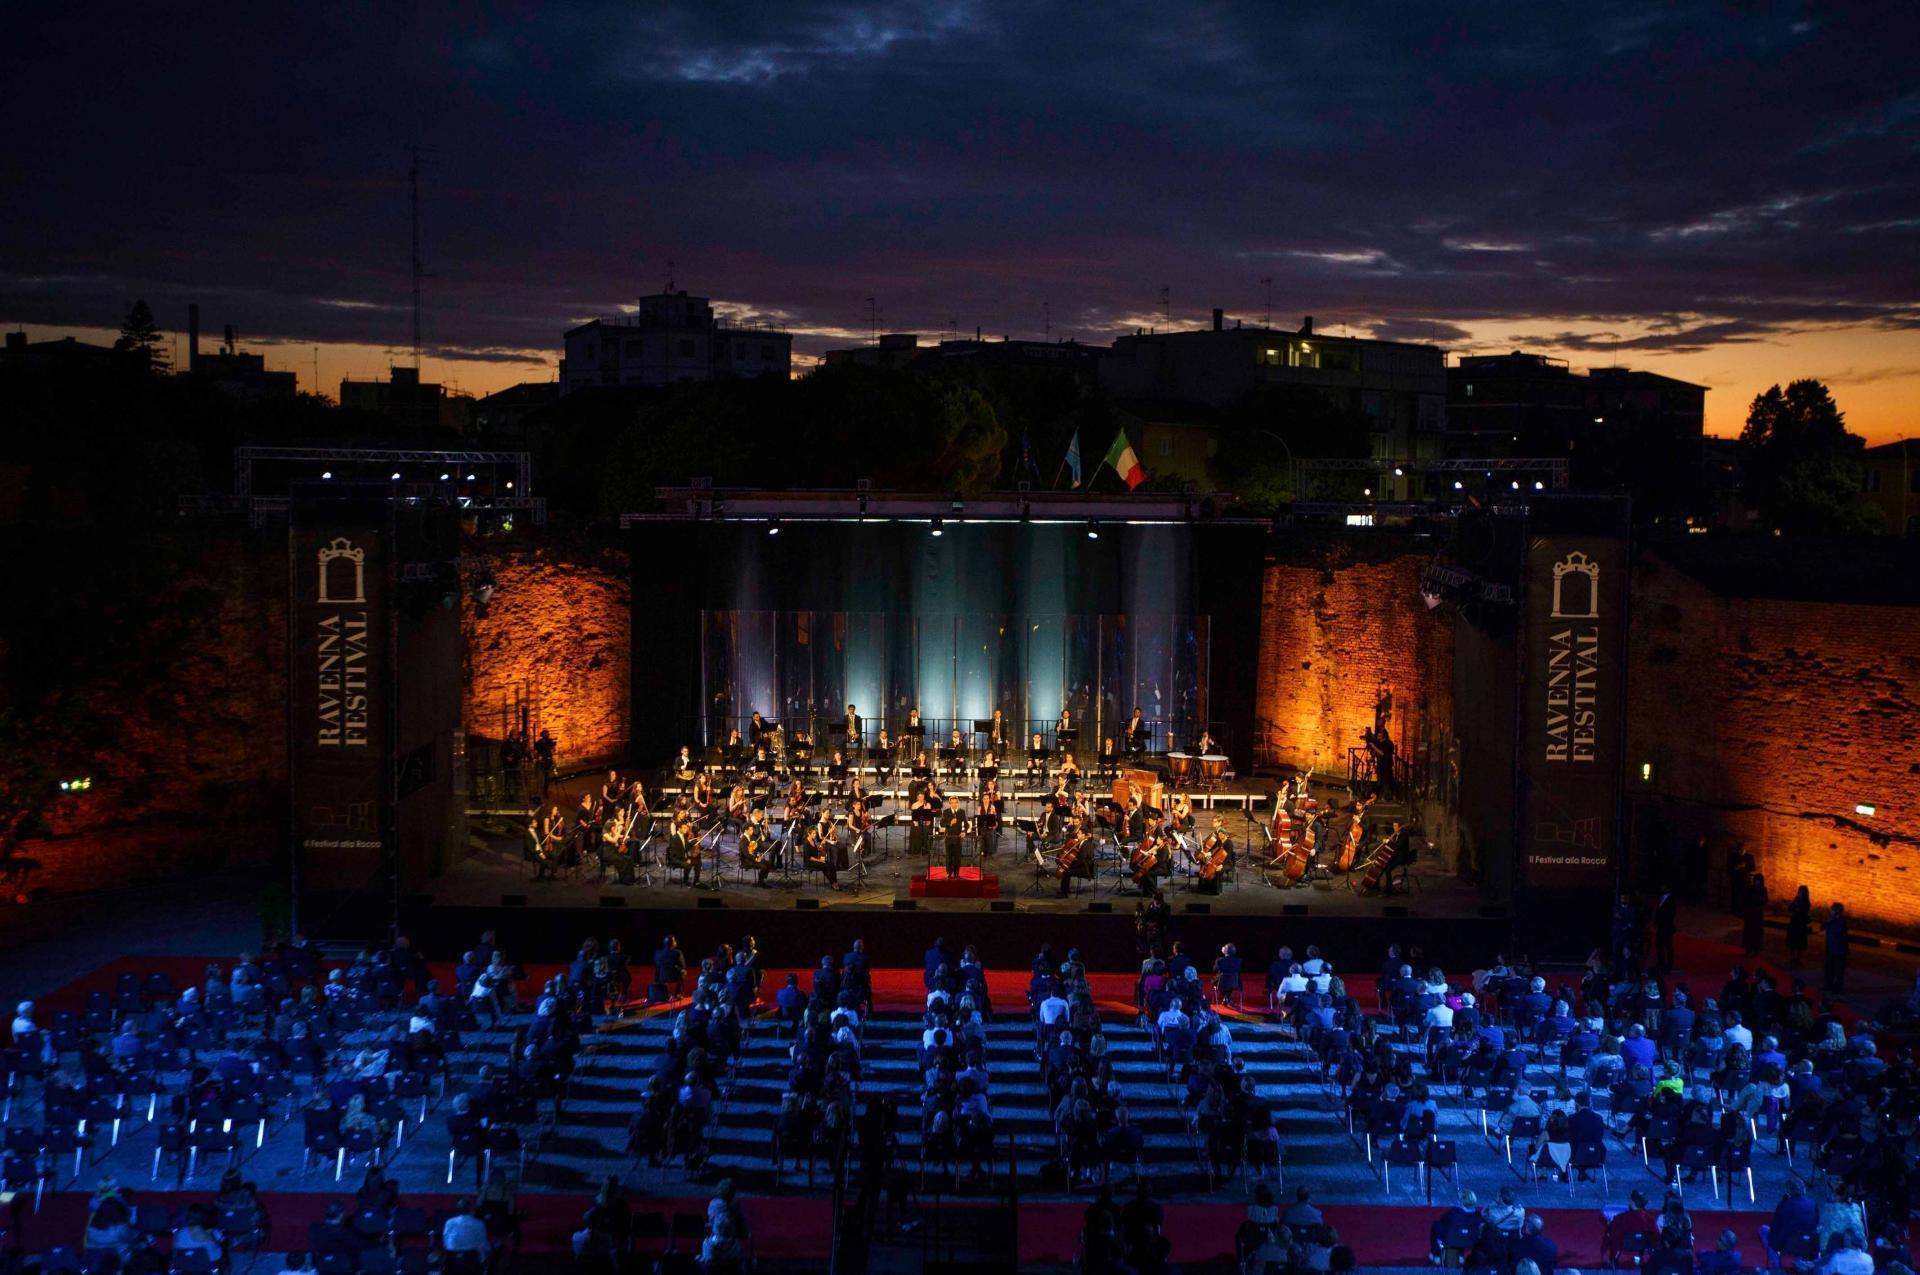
[1104,429,1146,489]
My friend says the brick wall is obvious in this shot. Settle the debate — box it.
[1254,546,1454,779]
[1628,551,1920,933]
[463,544,631,768]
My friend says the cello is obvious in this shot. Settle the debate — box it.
[1335,794,1378,873]
[1054,829,1087,878]
[1356,835,1395,896]
[1198,828,1231,885]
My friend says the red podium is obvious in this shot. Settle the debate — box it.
[910,865,1000,898]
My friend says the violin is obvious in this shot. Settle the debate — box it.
[1335,794,1378,873]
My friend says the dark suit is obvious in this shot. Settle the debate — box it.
[1510,1232,1558,1274]
[1654,892,1679,971]
[653,945,686,993]
[1569,1107,1607,1147]
[924,945,953,989]
[939,808,967,874]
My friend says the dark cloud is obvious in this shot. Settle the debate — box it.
[3,2,1917,367]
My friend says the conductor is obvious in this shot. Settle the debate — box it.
[939,793,969,875]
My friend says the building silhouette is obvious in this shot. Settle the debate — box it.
[560,290,792,392]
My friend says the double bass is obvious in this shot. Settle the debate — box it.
[1335,794,1378,873]
[1271,824,1308,883]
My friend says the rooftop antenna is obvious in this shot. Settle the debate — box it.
[1158,284,1171,331]
[664,258,676,293]
[948,317,959,341]
[865,296,879,345]
[407,145,424,369]
[1261,276,1274,328]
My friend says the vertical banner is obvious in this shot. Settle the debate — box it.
[290,488,392,899]
[1518,513,1628,893]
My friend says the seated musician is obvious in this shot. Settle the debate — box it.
[725,784,749,830]
[1196,818,1232,894]
[1056,751,1082,789]
[1098,737,1118,772]
[749,746,775,792]
[1130,825,1173,894]
[1027,732,1046,771]
[1170,794,1196,835]
[804,809,841,890]
[691,773,715,819]
[667,815,701,885]
[724,727,745,760]
[847,773,870,813]
[825,750,849,797]
[1123,794,1147,847]
[740,809,776,885]
[875,729,895,776]
[945,727,968,775]
[1054,817,1096,897]
[785,776,810,824]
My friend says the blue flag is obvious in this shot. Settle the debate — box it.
[1065,429,1082,487]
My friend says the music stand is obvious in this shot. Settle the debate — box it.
[1056,728,1079,753]
[1026,747,1051,778]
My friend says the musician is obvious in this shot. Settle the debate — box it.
[667,814,701,885]
[785,776,810,825]
[724,727,745,756]
[748,711,772,745]
[1196,819,1232,895]
[842,703,863,752]
[875,729,895,776]
[725,784,749,829]
[532,805,565,881]
[1057,706,1073,735]
[1055,817,1094,898]
[804,809,841,890]
[845,795,872,876]
[1124,792,1147,846]
[939,794,969,875]
[1045,779,1074,840]
[749,746,776,795]
[599,769,627,814]
[988,708,1010,755]
[691,773,715,819]
[847,773,870,814]
[571,792,598,865]
[1194,728,1218,755]
[904,707,923,738]
[1130,825,1172,894]
[598,804,630,882]
[1169,793,1196,836]
[1099,736,1119,773]
[945,727,968,778]
[908,769,937,859]
[1056,750,1082,790]
[1122,707,1147,755]
[1027,732,1047,776]
[740,808,776,885]
[825,750,849,798]
[976,778,1004,858]
[673,746,696,782]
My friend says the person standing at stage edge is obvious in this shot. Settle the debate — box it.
[1824,902,1851,994]
[939,794,968,876]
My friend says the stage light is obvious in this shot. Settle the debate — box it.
[767,518,780,536]
[1393,467,1404,476]
[930,518,944,537]
[1639,762,1653,782]
[1511,480,1520,489]
[505,480,515,490]
[1086,521,1100,539]
[1453,481,1463,490]
[390,471,401,480]
[1857,803,1877,817]
[465,473,476,481]
[321,470,333,479]
[439,472,450,481]
[1363,487,1371,496]
[1533,481,1544,490]
[59,777,92,792]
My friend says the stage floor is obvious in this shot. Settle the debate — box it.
[433,816,1485,920]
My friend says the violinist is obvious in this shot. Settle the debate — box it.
[976,778,1004,858]
[847,773,870,815]
[740,808,776,885]
[845,796,872,876]
[667,814,701,885]
[599,769,627,814]
[690,772,715,820]
[532,805,565,881]
[785,775,810,825]
[805,808,841,890]
[725,784,749,829]
[572,792,598,865]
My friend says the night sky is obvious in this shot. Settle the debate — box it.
[4,3,1916,439]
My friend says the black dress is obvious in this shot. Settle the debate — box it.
[1785,896,1811,953]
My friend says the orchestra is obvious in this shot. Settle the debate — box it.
[509,717,1426,911]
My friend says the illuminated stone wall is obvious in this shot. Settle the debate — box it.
[462,544,631,768]
[1628,551,1920,933]
[1254,547,1455,780]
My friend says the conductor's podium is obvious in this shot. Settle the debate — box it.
[910,865,1000,898]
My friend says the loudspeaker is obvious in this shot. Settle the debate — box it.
[697,896,724,909]
[1185,902,1211,915]
[893,899,917,911]
[598,896,625,908]
[1282,904,1308,917]
[501,895,528,908]
[796,898,821,910]
[990,900,1014,913]
[1087,901,1113,914]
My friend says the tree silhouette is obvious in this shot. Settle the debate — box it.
[113,298,169,373]
[1736,379,1876,535]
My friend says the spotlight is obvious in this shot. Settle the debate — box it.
[505,480,515,490]
[1086,521,1100,540]
[768,518,781,536]
[1857,803,1876,817]
[465,473,476,481]
[59,777,92,793]
[930,518,944,537]
[1511,481,1520,490]
[321,470,333,480]
[390,471,402,480]
[1533,480,1544,490]
[439,472,450,481]
[1393,467,1404,477]
[1452,481,1463,490]
[1363,487,1372,496]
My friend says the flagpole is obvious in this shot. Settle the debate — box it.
[1050,453,1069,489]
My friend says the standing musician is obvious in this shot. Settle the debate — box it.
[532,804,566,881]
[667,813,701,885]
[842,703,864,755]
[599,769,628,814]
[1122,707,1148,755]
[1196,818,1233,894]
[804,808,842,890]
[938,793,970,875]
[845,794,873,876]
[571,792,598,866]
[908,766,938,860]
[976,777,1004,858]
[740,808,776,885]
[673,746,696,782]
[903,707,923,749]
[748,711,772,746]
[988,708,1010,757]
